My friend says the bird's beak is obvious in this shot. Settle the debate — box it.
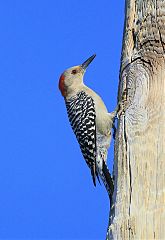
[81,54,96,70]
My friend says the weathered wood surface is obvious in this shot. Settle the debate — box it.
[107,0,165,239]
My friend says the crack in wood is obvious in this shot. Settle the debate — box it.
[158,27,165,56]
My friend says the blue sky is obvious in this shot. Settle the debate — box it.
[0,1,124,239]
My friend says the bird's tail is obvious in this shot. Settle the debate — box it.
[96,153,114,207]
[91,162,102,187]
[102,161,114,204]
[91,166,96,187]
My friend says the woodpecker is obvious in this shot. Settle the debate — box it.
[59,54,118,205]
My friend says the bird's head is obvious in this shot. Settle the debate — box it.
[59,54,96,97]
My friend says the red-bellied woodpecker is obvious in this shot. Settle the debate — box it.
[59,54,118,205]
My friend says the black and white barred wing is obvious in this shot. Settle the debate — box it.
[65,91,98,186]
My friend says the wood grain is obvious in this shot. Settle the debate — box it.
[107,0,165,239]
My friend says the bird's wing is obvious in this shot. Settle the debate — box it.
[65,91,97,186]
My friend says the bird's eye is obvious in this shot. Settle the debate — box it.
[72,69,77,74]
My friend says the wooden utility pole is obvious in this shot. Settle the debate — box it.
[107,0,165,239]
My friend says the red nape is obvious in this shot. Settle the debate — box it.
[59,74,66,97]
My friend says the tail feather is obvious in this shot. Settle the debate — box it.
[90,153,114,207]
[91,166,101,186]
[91,166,96,187]
[96,171,101,185]
[102,161,114,196]
[97,159,114,207]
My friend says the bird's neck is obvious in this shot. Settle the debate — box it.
[65,83,85,99]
